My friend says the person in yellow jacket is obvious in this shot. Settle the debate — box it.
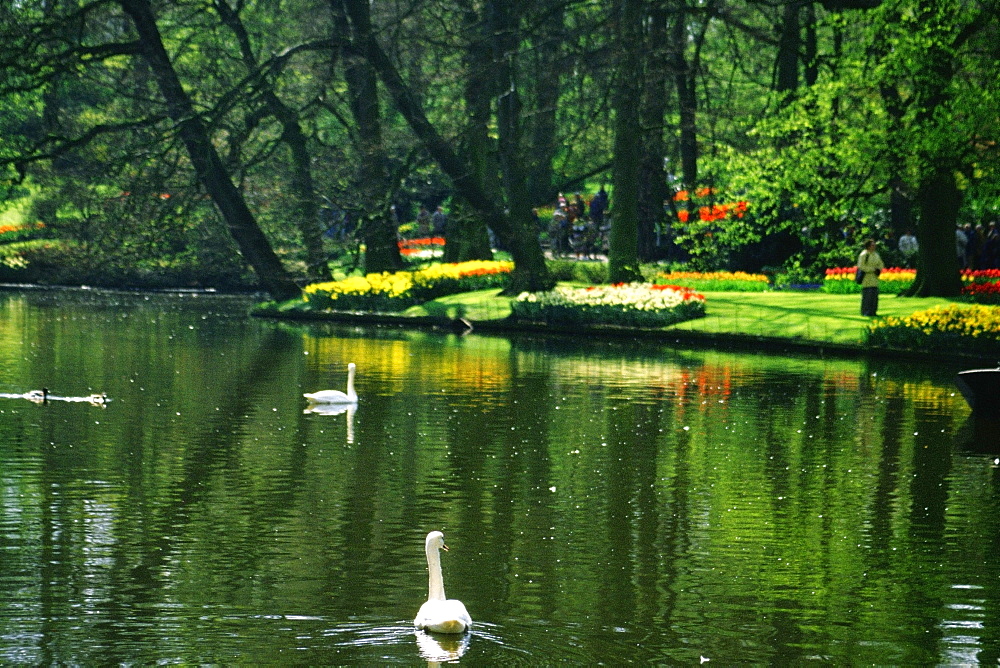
[858,238,886,317]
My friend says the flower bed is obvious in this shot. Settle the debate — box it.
[865,304,1000,356]
[963,281,1000,304]
[824,267,916,294]
[398,237,445,257]
[0,222,46,244]
[511,283,706,328]
[825,267,1000,296]
[303,260,513,312]
[654,270,770,292]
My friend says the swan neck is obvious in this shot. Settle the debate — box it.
[346,366,356,398]
[426,544,446,601]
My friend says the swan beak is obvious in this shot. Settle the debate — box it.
[441,543,450,552]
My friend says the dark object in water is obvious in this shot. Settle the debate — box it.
[955,367,1000,414]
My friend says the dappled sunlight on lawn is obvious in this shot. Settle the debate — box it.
[671,292,957,344]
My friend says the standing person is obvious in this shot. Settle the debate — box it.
[858,238,885,317]
[956,225,968,264]
[573,193,587,222]
[416,206,431,236]
[898,228,919,267]
[432,206,447,236]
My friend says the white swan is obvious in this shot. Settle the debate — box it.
[303,363,358,404]
[414,531,472,634]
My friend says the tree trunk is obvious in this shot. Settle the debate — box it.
[213,0,330,282]
[492,0,550,291]
[909,166,963,296]
[671,3,698,196]
[775,0,801,97]
[449,0,498,263]
[638,3,670,261]
[337,0,404,275]
[609,0,643,284]
[526,2,563,205]
[119,0,300,301]
[342,0,553,293]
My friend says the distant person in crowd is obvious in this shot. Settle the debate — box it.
[962,223,979,268]
[983,223,1000,269]
[416,206,431,236]
[432,206,447,236]
[573,193,586,221]
[956,225,968,265]
[898,229,918,267]
[590,193,607,227]
[972,224,987,268]
[551,206,569,257]
[589,187,607,226]
[858,238,885,317]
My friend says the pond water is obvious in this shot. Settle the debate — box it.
[1,288,998,664]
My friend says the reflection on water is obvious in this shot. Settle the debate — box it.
[1,288,999,664]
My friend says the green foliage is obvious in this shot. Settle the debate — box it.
[544,259,609,284]
[2,0,998,291]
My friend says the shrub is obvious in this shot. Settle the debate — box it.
[865,304,1000,356]
[511,283,706,328]
[545,259,609,284]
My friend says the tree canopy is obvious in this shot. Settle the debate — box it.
[1,0,997,297]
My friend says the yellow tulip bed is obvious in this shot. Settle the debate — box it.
[865,304,1000,356]
[303,260,513,312]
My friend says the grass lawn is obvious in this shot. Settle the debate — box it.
[403,287,959,346]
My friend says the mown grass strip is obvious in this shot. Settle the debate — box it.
[405,287,959,346]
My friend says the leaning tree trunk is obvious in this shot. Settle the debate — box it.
[342,0,553,293]
[119,0,300,301]
[445,0,499,264]
[214,0,330,282]
[336,0,403,275]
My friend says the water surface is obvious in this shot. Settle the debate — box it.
[1,288,998,664]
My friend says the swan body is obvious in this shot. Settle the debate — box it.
[414,531,471,634]
[304,363,358,404]
[88,393,108,406]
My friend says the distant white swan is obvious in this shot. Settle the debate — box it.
[414,531,472,634]
[303,363,358,404]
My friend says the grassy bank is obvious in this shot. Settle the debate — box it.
[398,287,958,347]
